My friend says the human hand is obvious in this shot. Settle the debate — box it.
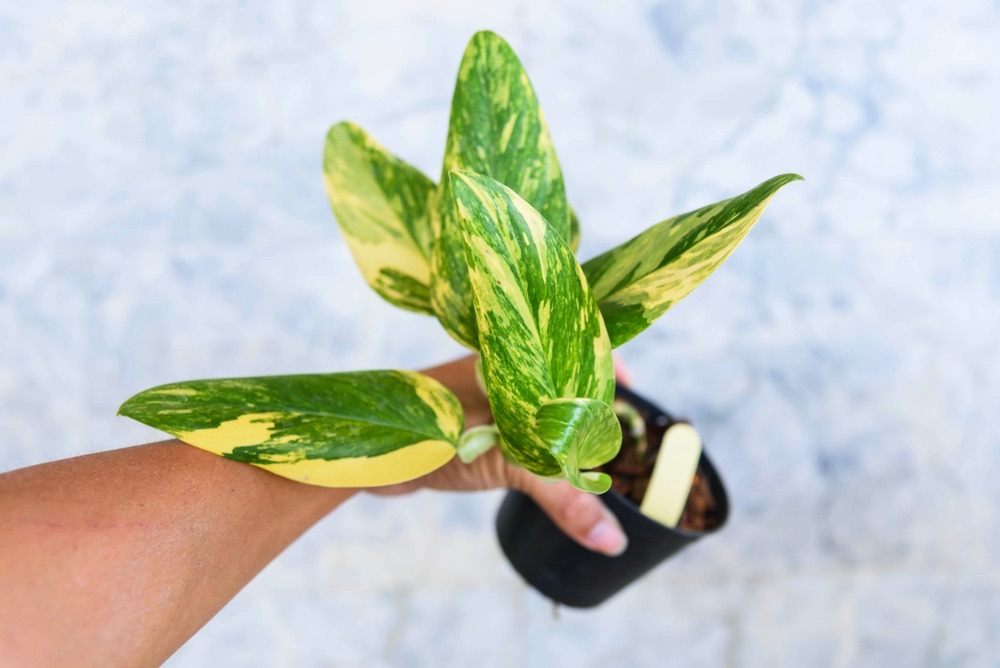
[371,355,629,557]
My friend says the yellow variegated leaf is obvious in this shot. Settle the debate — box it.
[583,174,803,347]
[449,170,615,486]
[432,30,571,349]
[119,370,463,487]
[323,121,436,314]
[535,398,622,494]
[429,184,480,348]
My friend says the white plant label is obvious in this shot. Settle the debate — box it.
[639,423,703,527]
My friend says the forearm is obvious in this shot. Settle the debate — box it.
[0,441,354,666]
[0,356,487,667]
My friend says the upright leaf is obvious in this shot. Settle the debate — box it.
[450,170,615,486]
[582,173,803,347]
[323,121,436,314]
[119,370,463,487]
[432,30,571,349]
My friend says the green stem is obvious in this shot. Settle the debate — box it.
[457,424,499,463]
[612,399,647,462]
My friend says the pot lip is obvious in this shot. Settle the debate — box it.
[609,383,730,538]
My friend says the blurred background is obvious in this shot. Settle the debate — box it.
[2,1,998,666]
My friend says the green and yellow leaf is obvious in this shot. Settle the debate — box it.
[535,398,621,494]
[119,370,463,487]
[449,170,615,487]
[323,121,436,314]
[429,188,481,348]
[582,173,803,347]
[431,30,572,349]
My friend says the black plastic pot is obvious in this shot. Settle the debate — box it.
[495,386,729,608]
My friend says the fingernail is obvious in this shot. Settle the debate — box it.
[585,520,628,557]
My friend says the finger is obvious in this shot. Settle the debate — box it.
[509,470,628,556]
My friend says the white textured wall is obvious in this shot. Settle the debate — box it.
[3,1,999,666]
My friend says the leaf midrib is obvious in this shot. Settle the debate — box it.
[132,400,452,443]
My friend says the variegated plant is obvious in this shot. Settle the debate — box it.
[120,31,800,493]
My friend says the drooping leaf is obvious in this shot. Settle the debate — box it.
[535,398,621,494]
[323,121,436,314]
[119,370,463,487]
[449,170,615,486]
[431,30,571,349]
[582,174,803,347]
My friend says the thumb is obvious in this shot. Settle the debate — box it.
[509,471,628,557]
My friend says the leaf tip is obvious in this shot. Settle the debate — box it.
[469,29,510,49]
[571,470,613,495]
[446,168,479,186]
[772,172,805,187]
[746,172,805,206]
[116,396,135,419]
[446,170,494,212]
[324,119,358,142]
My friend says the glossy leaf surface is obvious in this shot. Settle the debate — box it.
[323,121,436,314]
[450,170,615,486]
[432,30,571,348]
[120,370,463,487]
[582,174,803,346]
[535,398,621,494]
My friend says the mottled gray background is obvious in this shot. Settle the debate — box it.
[2,1,999,666]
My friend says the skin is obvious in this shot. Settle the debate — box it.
[0,355,627,667]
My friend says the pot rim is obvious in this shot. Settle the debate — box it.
[609,384,730,537]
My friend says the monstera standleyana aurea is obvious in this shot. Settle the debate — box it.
[119,31,800,494]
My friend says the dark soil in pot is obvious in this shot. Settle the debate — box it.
[595,390,724,533]
[495,385,729,608]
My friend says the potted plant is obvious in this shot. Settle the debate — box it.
[119,30,799,607]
